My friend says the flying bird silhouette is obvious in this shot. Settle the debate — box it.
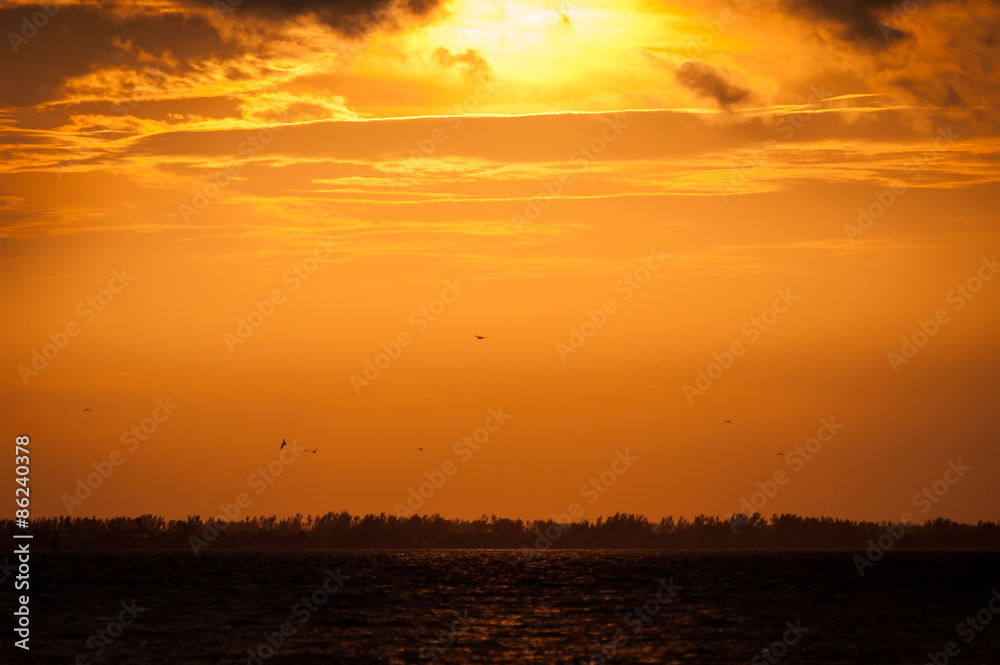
[280,439,287,450]
[418,448,423,451]
[472,335,491,340]
[777,453,784,457]
[723,419,731,424]
[82,408,91,413]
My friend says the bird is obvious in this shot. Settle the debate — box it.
[308,448,317,453]
[82,408,91,413]
[777,453,784,457]
[418,448,423,452]
[280,439,287,450]
[472,335,491,340]
[723,419,731,424]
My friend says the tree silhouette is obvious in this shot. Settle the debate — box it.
[10,512,999,551]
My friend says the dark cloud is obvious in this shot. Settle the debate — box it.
[0,6,232,108]
[256,101,338,122]
[674,61,753,109]
[0,1,447,110]
[867,2,1000,114]
[189,0,445,34]
[432,47,493,80]
[892,77,965,107]
[780,0,912,48]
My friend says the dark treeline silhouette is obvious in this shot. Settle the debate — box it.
[8,512,1000,551]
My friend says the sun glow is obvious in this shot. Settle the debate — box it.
[382,0,689,112]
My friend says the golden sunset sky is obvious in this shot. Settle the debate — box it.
[2,0,998,523]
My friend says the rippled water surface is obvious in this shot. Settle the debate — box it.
[17,550,1000,663]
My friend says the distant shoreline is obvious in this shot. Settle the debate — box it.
[31,544,1000,552]
[10,511,1000,553]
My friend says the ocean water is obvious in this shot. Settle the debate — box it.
[16,550,1000,664]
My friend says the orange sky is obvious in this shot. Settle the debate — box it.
[2,0,999,524]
